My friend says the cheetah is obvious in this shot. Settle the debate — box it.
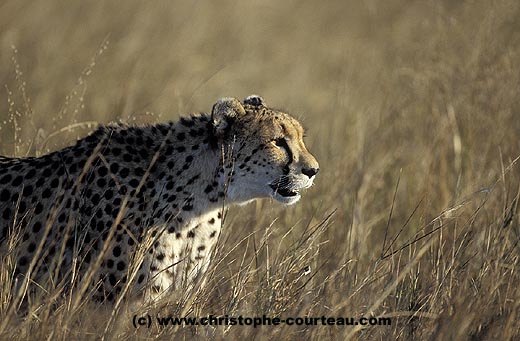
[0,95,319,304]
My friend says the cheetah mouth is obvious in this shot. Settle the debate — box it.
[269,184,301,204]
[271,186,299,197]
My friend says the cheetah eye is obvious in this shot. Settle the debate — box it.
[271,137,291,154]
[274,138,286,147]
[271,137,288,150]
[272,137,293,161]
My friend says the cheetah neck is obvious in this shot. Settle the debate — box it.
[142,115,234,230]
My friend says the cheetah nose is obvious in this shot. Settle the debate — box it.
[302,167,319,178]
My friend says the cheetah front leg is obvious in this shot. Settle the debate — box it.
[141,210,223,303]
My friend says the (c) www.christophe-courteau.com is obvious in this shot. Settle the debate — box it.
[132,314,391,328]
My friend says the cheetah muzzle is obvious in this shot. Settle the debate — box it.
[0,95,319,304]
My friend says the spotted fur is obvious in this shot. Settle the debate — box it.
[0,95,319,303]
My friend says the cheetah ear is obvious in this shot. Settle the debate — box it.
[211,97,246,138]
[243,95,265,107]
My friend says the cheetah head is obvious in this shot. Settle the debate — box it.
[211,95,319,205]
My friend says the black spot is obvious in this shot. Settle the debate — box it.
[22,185,33,196]
[107,259,114,268]
[117,261,125,271]
[97,178,107,188]
[138,274,145,284]
[18,256,28,267]
[18,201,26,213]
[91,193,100,203]
[98,166,108,177]
[41,188,52,199]
[2,208,11,219]
[25,168,36,179]
[177,132,186,141]
[164,146,174,156]
[85,134,98,143]
[181,117,195,127]
[104,190,114,200]
[129,179,139,188]
[187,230,195,238]
[138,149,148,159]
[176,146,186,153]
[156,253,165,261]
[42,168,52,177]
[110,163,120,174]
[108,273,117,286]
[135,167,145,177]
[112,147,122,156]
[197,245,206,251]
[0,189,10,202]
[28,243,36,253]
[50,178,59,188]
[186,174,200,185]
[0,174,12,184]
[208,218,215,224]
[58,212,67,223]
[112,246,121,257]
[210,231,217,238]
[32,221,42,233]
[35,177,45,187]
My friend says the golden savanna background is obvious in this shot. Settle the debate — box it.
[1,0,520,339]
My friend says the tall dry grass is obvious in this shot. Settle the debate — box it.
[1,0,520,339]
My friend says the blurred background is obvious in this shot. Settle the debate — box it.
[1,0,520,339]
